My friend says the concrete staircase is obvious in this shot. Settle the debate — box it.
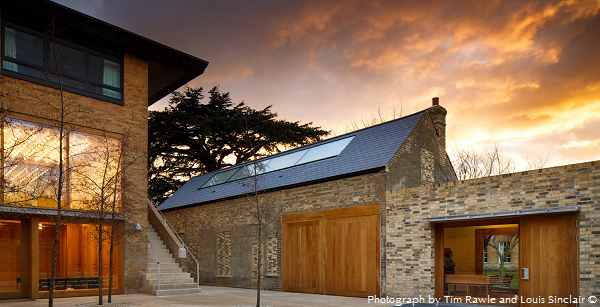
[143,226,201,296]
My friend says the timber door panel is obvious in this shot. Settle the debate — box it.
[282,204,380,297]
[282,220,322,293]
[521,214,578,307]
[326,214,379,297]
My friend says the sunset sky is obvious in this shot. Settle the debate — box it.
[56,0,600,170]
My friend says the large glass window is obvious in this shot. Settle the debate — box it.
[1,23,123,102]
[2,118,121,212]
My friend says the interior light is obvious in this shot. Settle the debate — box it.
[38,223,42,230]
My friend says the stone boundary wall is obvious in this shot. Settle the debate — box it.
[385,160,600,304]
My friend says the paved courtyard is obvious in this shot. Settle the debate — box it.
[0,286,370,307]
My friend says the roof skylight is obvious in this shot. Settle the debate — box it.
[198,136,354,189]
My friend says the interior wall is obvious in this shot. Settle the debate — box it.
[443,227,476,274]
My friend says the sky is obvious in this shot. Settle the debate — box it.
[55,0,600,171]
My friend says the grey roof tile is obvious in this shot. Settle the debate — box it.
[159,110,426,211]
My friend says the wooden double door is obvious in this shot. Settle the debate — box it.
[281,204,380,297]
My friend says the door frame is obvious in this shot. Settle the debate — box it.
[434,213,579,306]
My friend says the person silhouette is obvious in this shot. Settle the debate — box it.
[444,250,456,274]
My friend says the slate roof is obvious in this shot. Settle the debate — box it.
[158,110,427,211]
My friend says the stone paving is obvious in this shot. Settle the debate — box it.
[0,286,370,307]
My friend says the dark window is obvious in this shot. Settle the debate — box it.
[1,23,123,103]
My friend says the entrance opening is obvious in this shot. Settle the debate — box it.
[443,223,519,303]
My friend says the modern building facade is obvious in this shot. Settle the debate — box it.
[0,0,207,299]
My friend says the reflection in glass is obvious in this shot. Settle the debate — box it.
[2,119,121,211]
[228,161,268,181]
[3,120,60,207]
[262,150,307,173]
[443,224,519,300]
[295,137,353,165]
[69,131,121,211]
[200,167,239,188]
[3,27,44,67]
[49,44,84,79]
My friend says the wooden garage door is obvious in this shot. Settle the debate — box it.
[282,205,380,297]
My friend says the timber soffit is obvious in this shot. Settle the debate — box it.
[158,110,427,211]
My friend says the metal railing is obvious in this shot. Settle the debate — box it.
[148,197,200,288]
[147,238,160,291]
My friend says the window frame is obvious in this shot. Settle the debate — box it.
[1,22,125,106]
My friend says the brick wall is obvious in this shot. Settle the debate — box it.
[163,171,387,290]
[385,160,600,304]
[0,50,149,293]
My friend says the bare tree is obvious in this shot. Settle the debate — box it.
[345,101,402,132]
[485,234,519,277]
[234,119,290,307]
[450,141,548,180]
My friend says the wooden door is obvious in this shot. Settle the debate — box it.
[281,205,380,297]
[282,220,322,293]
[326,214,379,296]
[520,214,578,307]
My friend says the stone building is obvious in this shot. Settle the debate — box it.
[159,100,457,296]
[161,96,598,305]
[0,0,207,299]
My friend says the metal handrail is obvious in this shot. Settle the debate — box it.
[149,197,200,289]
[147,239,160,291]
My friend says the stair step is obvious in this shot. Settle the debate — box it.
[153,288,201,296]
[148,282,198,291]
[147,268,183,274]
[145,272,191,279]
[144,277,195,285]
[148,262,180,269]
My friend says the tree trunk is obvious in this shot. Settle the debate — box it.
[98,219,103,305]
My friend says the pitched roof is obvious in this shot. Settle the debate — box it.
[158,110,426,211]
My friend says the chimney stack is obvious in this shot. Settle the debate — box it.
[428,97,447,152]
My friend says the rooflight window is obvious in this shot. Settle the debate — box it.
[200,167,239,188]
[228,161,268,181]
[263,150,307,173]
[295,136,353,165]
[198,136,354,189]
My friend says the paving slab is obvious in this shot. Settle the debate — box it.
[0,286,376,307]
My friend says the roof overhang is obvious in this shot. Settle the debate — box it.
[0,0,209,106]
[425,206,580,223]
[0,205,127,220]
